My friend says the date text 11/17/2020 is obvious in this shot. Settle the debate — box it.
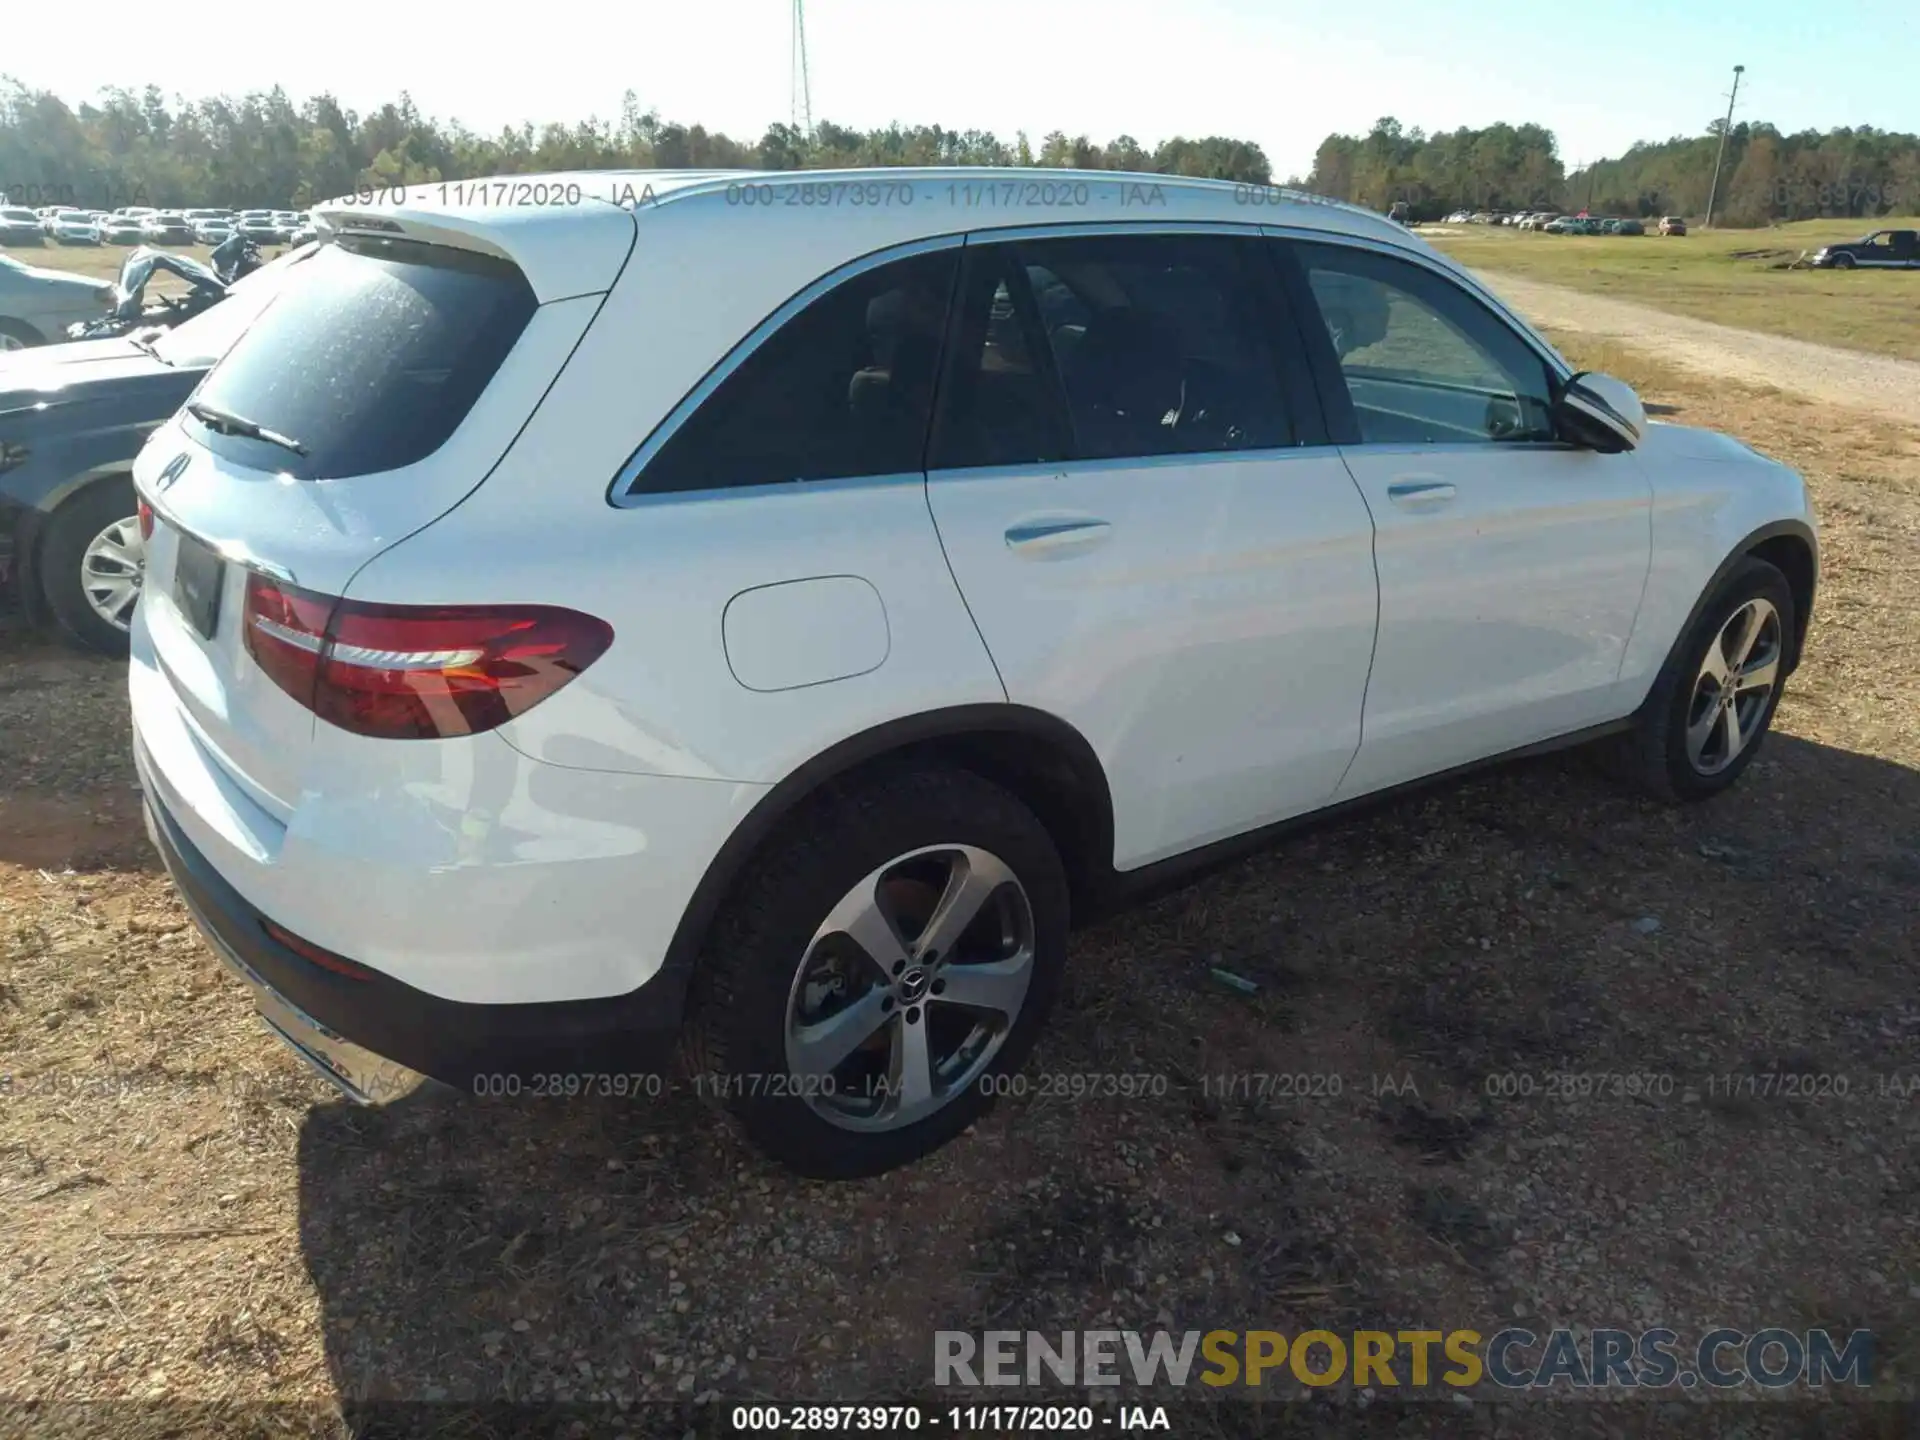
[322,178,1184,212]
[728,1405,1171,1433]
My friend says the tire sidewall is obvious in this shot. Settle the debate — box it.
[41,477,139,657]
[1659,560,1795,799]
[0,318,46,349]
[698,769,1069,1179]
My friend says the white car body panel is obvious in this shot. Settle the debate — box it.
[130,624,764,1002]
[370,469,1008,785]
[1332,441,1653,797]
[927,450,1378,869]
[1614,422,1818,691]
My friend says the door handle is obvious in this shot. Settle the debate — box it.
[1386,478,1457,509]
[1004,518,1113,557]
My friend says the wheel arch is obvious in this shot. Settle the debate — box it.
[1645,518,1818,708]
[28,467,137,621]
[657,705,1117,1005]
[0,316,48,346]
[1745,527,1816,672]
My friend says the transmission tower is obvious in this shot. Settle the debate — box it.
[791,0,813,135]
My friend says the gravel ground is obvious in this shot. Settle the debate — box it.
[1481,272,1920,428]
[2,325,1916,1437]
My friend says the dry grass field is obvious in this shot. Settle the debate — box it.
[1424,219,1920,363]
[1,251,1917,1435]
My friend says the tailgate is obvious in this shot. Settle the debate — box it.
[133,231,620,814]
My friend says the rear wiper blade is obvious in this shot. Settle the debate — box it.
[185,400,308,456]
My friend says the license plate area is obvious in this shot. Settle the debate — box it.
[171,531,226,640]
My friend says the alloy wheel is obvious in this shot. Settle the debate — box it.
[783,843,1035,1133]
[80,516,146,631]
[1684,597,1781,775]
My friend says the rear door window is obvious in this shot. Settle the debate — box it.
[630,248,959,495]
[185,236,538,480]
[931,232,1302,468]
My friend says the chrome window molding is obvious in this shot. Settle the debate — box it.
[956,218,1274,244]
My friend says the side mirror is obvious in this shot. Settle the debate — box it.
[1553,370,1647,452]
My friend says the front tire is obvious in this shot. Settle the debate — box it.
[40,477,143,657]
[683,766,1069,1179]
[1609,556,1795,803]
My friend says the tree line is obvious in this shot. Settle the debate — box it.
[0,77,1273,210]
[4,76,1915,227]
[1309,117,1920,224]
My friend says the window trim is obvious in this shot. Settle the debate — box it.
[925,241,1076,471]
[1267,230,1577,451]
[928,221,1330,468]
[608,233,965,508]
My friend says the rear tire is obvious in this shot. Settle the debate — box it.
[0,317,45,350]
[682,766,1069,1179]
[1605,556,1795,804]
[40,477,142,657]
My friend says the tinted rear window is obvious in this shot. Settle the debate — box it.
[186,236,537,481]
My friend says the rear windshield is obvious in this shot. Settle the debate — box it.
[186,236,537,480]
[152,249,311,367]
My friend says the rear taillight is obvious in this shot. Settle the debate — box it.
[136,499,154,541]
[242,573,612,740]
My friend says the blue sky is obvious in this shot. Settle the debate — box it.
[8,0,1916,178]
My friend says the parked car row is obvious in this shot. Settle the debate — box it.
[0,204,315,248]
[1543,216,1652,235]
[1442,209,1685,235]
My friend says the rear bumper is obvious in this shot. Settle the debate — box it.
[142,780,688,1096]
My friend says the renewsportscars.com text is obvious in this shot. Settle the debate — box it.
[934,1327,1874,1391]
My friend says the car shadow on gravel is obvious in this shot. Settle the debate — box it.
[290,731,1919,1416]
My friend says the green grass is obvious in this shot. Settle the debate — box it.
[1422,218,1920,363]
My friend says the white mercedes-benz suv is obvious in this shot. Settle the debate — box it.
[129,169,1818,1177]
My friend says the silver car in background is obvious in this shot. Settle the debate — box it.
[51,212,103,246]
[0,252,114,349]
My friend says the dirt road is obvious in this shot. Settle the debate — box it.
[1482,271,1920,428]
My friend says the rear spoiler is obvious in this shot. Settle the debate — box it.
[311,207,517,264]
[308,198,637,301]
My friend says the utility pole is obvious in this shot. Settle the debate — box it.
[791,0,814,136]
[1704,64,1745,228]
